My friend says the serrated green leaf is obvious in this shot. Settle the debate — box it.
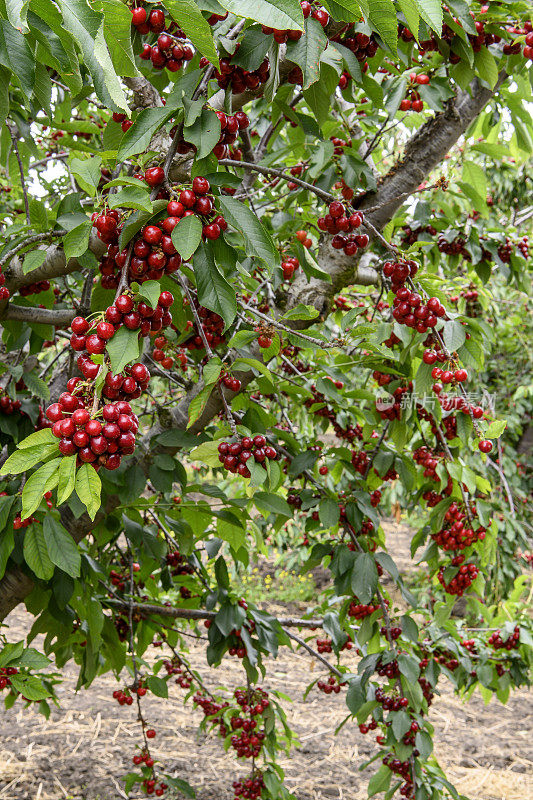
[171,214,203,260]
[43,516,81,577]
[193,242,237,331]
[23,525,54,580]
[285,17,327,89]
[218,196,278,268]
[75,463,102,520]
[217,0,304,30]
[22,250,47,275]
[56,455,77,506]
[164,0,219,67]
[0,443,59,476]
[106,325,140,375]
[21,458,62,520]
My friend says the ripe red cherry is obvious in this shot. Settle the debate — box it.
[157,32,172,50]
[195,196,213,216]
[123,312,141,330]
[106,306,122,324]
[423,350,437,364]
[253,435,266,448]
[117,414,133,431]
[143,225,163,244]
[203,223,221,240]
[329,201,344,218]
[59,418,75,437]
[85,419,102,437]
[192,176,210,195]
[257,334,272,348]
[73,430,89,448]
[478,440,493,453]
[59,438,76,456]
[235,111,249,129]
[90,435,108,455]
[71,316,89,334]
[102,404,119,422]
[72,409,90,426]
[70,334,87,351]
[103,423,121,439]
[148,8,165,30]
[144,167,165,187]
[131,6,147,25]
[472,406,484,419]
[96,321,115,340]
[79,447,96,463]
[115,295,134,314]
[130,363,149,382]
[59,393,79,412]
[167,200,185,217]
[158,291,174,307]
[179,189,196,208]
[455,368,468,382]
[86,334,106,354]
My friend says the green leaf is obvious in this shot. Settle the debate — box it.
[98,0,139,78]
[21,458,62,520]
[117,107,173,160]
[63,220,92,260]
[70,156,102,197]
[187,382,214,428]
[164,0,219,67]
[358,0,398,53]
[146,675,169,698]
[231,25,271,71]
[17,428,57,448]
[474,45,498,89]
[0,443,59,476]
[43,516,81,577]
[319,498,340,528]
[285,17,327,89]
[442,319,466,352]
[184,108,222,160]
[93,20,129,112]
[254,491,292,518]
[193,243,237,331]
[461,160,487,203]
[397,0,419,39]
[16,648,51,669]
[9,674,51,700]
[171,214,203,260]
[106,325,140,375]
[23,525,54,580]
[218,196,278,269]
[57,455,77,506]
[412,0,443,35]
[189,440,222,467]
[75,463,102,520]
[217,0,304,30]
[22,250,47,275]
[6,0,29,31]
[57,0,122,111]
[0,20,35,98]
[367,765,392,797]
[351,552,378,604]
[136,280,161,309]
[485,420,506,439]
[108,186,152,213]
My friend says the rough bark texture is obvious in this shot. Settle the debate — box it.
[0,72,507,621]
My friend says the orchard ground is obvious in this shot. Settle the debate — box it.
[0,521,531,800]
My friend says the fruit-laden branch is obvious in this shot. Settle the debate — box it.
[0,72,509,622]
[285,73,508,317]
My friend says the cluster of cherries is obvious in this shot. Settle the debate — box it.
[175,110,249,162]
[210,49,270,94]
[317,202,369,256]
[162,177,228,241]
[0,394,22,415]
[0,263,8,300]
[130,5,193,73]
[226,688,269,759]
[163,658,192,689]
[348,599,380,619]
[47,397,139,470]
[382,258,419,291]
[152,335,187,371]
[413,445,444,482]
[317,676,344,694]
[281,255,300,280]
[392,288,446,333]
[375,384,411,421]
[399,73,430,112]
[432,503,486,552]
[0,666,18,692]
[333,29,379,65]
[183,298,225,351]
[217,435,277,478]
[488,626,520,651]
[437,562,479,595]
[232,773,264,800]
